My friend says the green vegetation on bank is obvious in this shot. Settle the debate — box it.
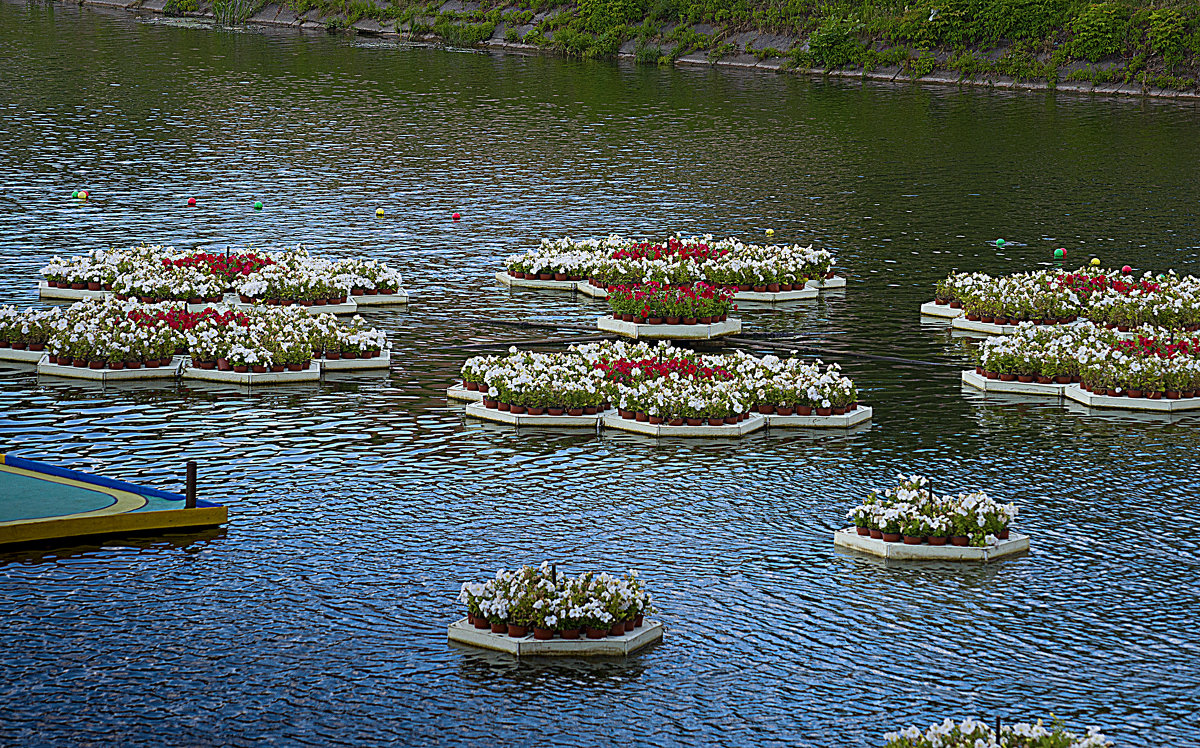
[263,0,1200,90]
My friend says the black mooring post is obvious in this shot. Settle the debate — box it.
[995,716,1001,738]
[186,460,197,509]
[551,564,557,585]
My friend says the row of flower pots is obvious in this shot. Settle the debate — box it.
[609,313,730,325]
[961,312,1079,326]
[237,295,349,306]
[852,526,1012,546]
[481,399,609,416]
[974,367,1078,384]
[1078,383,1199,399]
[615,409,754,426]
[45,355,175,370]
[465,611,646,640]
[755,402,860,416]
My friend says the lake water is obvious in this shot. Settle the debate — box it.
[2,2,1199,745]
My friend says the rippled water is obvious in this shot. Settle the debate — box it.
[3,2,1200,746]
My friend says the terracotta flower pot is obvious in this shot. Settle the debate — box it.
[108,362,124,370]
[1036,375,1052,384]
[510,404,527,414]
[1017,375,1034,383]
[635,411,649,422]
[87,281,101,291]
[681,317,697,325]
[252,364,267,373]
[474,617,490,630]
[686,417,703,426]
[217,358,231,371]
[795,405,812,415]
[758,404,774,414]
[649,415,664,424]
[526,407,545,415]
[1166,391,1181,400]
[928,536,948,546]
[646,317,663,325]
[287,363,303,372]
[665,316,680,325]
[881,532,902,543]
[781,283,793,292]
[998,528,1011,540]
[584,406,598,415]
[668,418,684,426]
[951,536,970,547]
[833,406,847,415]
[533,627,554,640]
[1127,389,1143,398]
[775,406,794,416]
[548,407,564,415]
[490,621,506,634]
[753,285,767,293]
[609,621,626,637]
[72,358,86,367]
[560,628,581,639]
[1000,373,1016,381]
[634,614,644,627]
[855,526,870,536]
[618,408,634,418]
[624,618,636,633]
[465,381,479,391]
[1149,391,1164,400]
[271,364,285,372]
[233,365,248,373]
[507,624,528,638]
[88,360,104,370]
[949,300,962,309]
[869,529,883,539]
[554,273,568,281]
[707,417,725,426]
[816,407,832,416]
[585,627,607,639]
[632,316,645,324]
[902,535,925,545]
[568,407,584,416]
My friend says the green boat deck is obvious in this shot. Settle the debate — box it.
[0,454,227,547]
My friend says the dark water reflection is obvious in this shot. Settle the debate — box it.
[2,2,1200,746]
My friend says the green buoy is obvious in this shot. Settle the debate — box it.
[1054,248,1065,259]
[254,201,263,210]
[996,238,1005,247]
[71,190,79,199]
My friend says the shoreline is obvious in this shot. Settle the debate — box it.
[70,0,1200,101]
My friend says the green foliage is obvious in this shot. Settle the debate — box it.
[909,49,937,77]
[1148,8,1187,64]
[433,16,496,46]
[162,0,198,15]
[1069,2,1129,62]
[211,0,259,25]
[808,16,864,68]
[578,0,644,33]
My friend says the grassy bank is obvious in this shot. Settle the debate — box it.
[162,0,1200,93]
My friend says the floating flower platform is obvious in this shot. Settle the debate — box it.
[464,402,603,427]
[577,280,607,298]
[349,291,409,306]
[597,316,742,340]
[920,301,964,319]
[37,355,186,381]
[447,617,663,657]
[1063,384,1200,412]
[182,360,322,385]
[0,453,226,548]
[766,405,873,428]
[316,349,391,371]
[38,281,106,301]
[495,271,577,291]
[833,528,1030,561]
[805,276,847,290]
[952,317,1020,335]
[602,412,766,437]
[961,370,1067,397]
[447,384,485,402]
[0,347,47,364]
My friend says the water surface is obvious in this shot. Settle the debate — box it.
[2,3,1200,746]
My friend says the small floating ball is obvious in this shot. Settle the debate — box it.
[187,197,197,207]
[253,201,263,210]
[766,228,775,236]
[71,190,79,199]
[1054,248,1065,259]
[1090,258,1101,267]
[78,190,89,200]
[376,208,385,217]
[452,212,461,221]
[995,238,1006,247]
[1121,265,1132,274]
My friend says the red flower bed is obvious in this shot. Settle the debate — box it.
[611,236,729,263]
[162,251,273,282]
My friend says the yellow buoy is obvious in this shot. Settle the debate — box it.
[766,228,774,236]
[375,208,384,217]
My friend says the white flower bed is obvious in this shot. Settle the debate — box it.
[456,562,654,641]
[934,265,1200,330]
[457,341,863,431]
[884,717,1112,748]
[845,474,1018,547]
[506,234,836,289]
[39,244,406,307]
[6,298,387,384]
